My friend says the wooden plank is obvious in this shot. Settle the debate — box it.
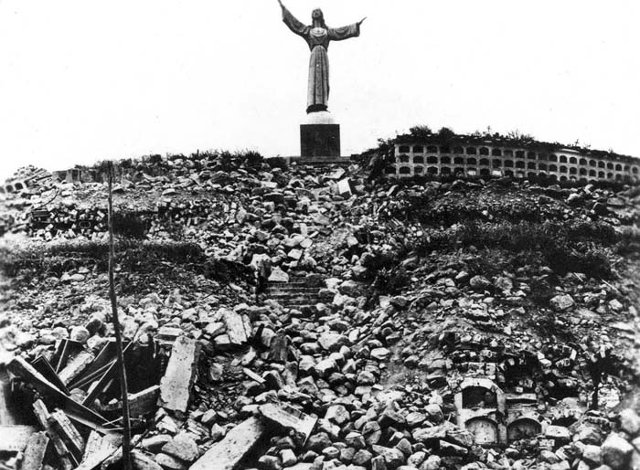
[54,340,70,373]
[31,356,70,394]
[258,403,317,444]
[81,342,133,407]
[53,340,83,374]
[223,310,247,346]
[158,336,200,413]
[0,425,37,452]
[8,357,109,426]
[73,360,114,391]
[20,431,49,470]
[67,341,116,389]
[190,416,266,470]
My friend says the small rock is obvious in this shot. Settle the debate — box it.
[372,445,405,469]
[582,445,602,466]
[345,432,366,450]
[210,423,226,442]
[546,425,571,444]
[550,294,575,311]
[155,453,187,470]
[325,405,350,426]
[259,455,282,470]
[371,455,387,470]
[142,435,172,452]
[161,434,199,463]
[601,433,633,469]
[620,409,640,436]
[469,275,492,291]
[281,449,297,467]
[307,432,332,453]
[352,450,373,466]
[421,455,441,470]
[370,348,391,361]
[70,326,90,343]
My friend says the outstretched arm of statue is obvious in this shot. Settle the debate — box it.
[328,17,364,41]
[280,1,309,38]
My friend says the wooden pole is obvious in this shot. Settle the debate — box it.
[107,162,132,470]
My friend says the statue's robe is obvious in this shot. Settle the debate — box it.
[282,6,359,113]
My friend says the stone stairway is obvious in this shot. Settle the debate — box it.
[266,274,326,310]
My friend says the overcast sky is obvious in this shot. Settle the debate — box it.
[1,0,639,180]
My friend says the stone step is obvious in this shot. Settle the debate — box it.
[268,292,320,299]
[277,293,322,300]
[273,300,324,306]
[268,282,310,288]
[268,296,323,303]
[267,290,322,296]
[267,287,321,294]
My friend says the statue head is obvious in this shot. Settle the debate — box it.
[311,8,327,28]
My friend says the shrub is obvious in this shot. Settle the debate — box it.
[372,267,410,295]
[267,157,289,171]
[148,154,163,165]
[242,151,264,169]
[112,212,148,239]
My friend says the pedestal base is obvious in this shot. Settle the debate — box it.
[300,124,341,158]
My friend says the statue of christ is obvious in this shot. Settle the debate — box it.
[278,1,366,114]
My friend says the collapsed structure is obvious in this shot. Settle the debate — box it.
[0,151,639,470]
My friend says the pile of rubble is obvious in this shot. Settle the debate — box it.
[0,153,639,470]
[2,277,639,470]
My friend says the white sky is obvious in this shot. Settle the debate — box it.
[1,1,639,180]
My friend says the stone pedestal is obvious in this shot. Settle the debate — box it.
[300,111,340,158]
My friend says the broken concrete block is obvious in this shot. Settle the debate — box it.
[268,267,289,283]
[158,326,183,344]
[129,385,160,418]
[336,178,352,197]
[49,409,85,461]
[19,431,49,470]
[58,350,95,386]
[75,431,117,470]
[32,400,74,470]
[131,450,164,470]
[258,403,317,444]
[0,425,38,453]
[190,416,266,470]
[162,433,199,463]
[159,336,200,413]
[222,309,248,346]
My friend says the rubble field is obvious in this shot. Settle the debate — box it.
[1,151,640,470]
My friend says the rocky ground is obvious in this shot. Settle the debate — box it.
[0,152,639,470]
